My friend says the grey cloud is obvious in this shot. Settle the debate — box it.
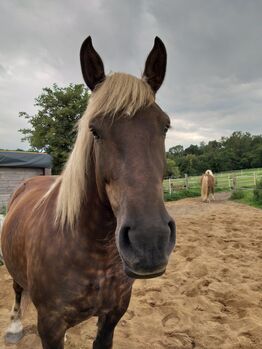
[0,0,261,151]
[0,64,7,77]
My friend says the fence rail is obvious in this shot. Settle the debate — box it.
[163,170,262,194]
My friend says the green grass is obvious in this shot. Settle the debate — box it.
[231,190,245,200]
[231,189,262,209]
[164,167,262,193]
[163,167,262,204]
[164,189,200,201]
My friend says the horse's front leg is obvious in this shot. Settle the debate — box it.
[37,310,67,349]
[5,281,24,344]
[93,309,125,349]
[93,288,132,349]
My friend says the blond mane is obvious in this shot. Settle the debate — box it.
[205,169,214,177]
[42,73,155,229]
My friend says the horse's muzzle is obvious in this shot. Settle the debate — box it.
[117,219,176,279]
[123,262,166,279]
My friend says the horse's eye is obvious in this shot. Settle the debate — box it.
[164,124,170,134]
[90,127,100,140]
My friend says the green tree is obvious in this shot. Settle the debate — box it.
[166,131,262,176]
[167,145,184,158]
[184,144,201,155]
[19,84,89,174]
[165,158,180,177]
[179,154,199,176]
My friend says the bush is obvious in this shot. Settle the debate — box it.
[231,190,244,200]
[254,179,262,203]
[0,206,7,215]
[164,189,199,202]
[214,187,224,193]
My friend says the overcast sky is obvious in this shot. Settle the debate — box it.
[0,0,261,151]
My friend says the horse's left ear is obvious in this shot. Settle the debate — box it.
[142,37,167,93]
[80,36,105,90]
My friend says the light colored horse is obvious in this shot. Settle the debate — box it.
[201,169,215,202]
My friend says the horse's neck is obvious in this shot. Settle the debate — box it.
[78,163,116,243]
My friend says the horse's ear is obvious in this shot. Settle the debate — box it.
[80,36,105,90]
[142,37,167,93]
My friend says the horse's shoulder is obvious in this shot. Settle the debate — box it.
[23,175,57,188]
[8,176,58,209]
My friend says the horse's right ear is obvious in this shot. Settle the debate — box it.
[80,36,105,90]
[142,37,167,93]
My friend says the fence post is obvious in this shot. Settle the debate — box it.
[254,172,257,185]
[168,178,172,195]
[185,174,189,190]
[232,175,237,192]
[228,175,231,189]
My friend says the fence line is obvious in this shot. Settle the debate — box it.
[164,171,262,194]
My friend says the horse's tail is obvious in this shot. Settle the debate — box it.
[201,174,209,202]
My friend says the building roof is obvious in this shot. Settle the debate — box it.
[0,151,52,169]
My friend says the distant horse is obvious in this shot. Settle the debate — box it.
[1,36,176,349]
[201,169,215,202]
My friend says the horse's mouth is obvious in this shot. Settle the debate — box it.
[122,260,166,279]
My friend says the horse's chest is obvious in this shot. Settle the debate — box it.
[69,271,132,318]
[92,275,127,308]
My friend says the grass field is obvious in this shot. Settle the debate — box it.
[163,167,262,193]
[231,189,262,209]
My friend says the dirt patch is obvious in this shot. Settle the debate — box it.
[0,194,261,348]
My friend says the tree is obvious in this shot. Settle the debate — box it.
[167,145,184,158]
[19,84,89,174]
[165,158,180,178]
[184,144,201,155]
[179,154,199,176]
[166,131,262,176]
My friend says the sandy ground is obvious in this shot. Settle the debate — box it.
[0,193,261,349]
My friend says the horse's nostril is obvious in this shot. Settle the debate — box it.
[120,226,131,249]
[168,220,176,244]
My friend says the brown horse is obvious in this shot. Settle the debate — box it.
[1,36,176,349]
[201,169,215,202]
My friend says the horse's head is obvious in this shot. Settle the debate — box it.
[80,37,176,279]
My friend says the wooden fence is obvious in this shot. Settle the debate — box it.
[164,170,262,195]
